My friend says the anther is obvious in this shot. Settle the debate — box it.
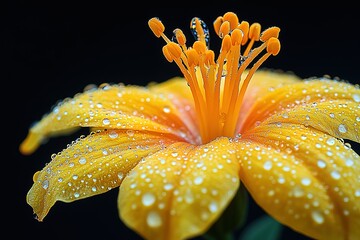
[148,17,165,38]
[221,34,232,53]
[219,21,231,38]
[186,48,199,66]
[193,41,207,54]
[166,42,182,59]
[162,45,174,62]
[205,50,216,66]
[248,23,261,41]
[173,28,187,46]
[223,12,239,31]
[237,21,249,45]
[213,16,223,36]
[266,37,281,56]
[260,27,280,42]
[231,28,243,45]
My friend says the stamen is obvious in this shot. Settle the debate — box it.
[149,12,281,143]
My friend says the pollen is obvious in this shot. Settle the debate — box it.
[148,12,281,144]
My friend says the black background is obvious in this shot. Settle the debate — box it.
[6,1,360,240]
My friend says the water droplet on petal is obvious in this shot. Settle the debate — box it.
[147,211,162,228]
[102,118,110,125]
[163,107,171,113]
[317,160,327,168]
[142,193,156,206]
[301,178,311,186]
[331,170,341,180]
[42,180,49,189]
[311,210,324,224]
[263,161,272,170]
[353,93,360,102]
[338,124,347,133]
[109,131,119,139]
[194,176,204,185]
[79,157,87,164]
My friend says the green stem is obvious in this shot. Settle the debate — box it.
[203,232,234,240]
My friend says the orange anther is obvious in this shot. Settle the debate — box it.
[266,37,281,56]
[167,42,182,59]
[223,12,239,31]
[162,45,174,62]
[213,16,223,36]
[231,28,243,45]
[221,34,232,53]
[219,21,231,38]
[193,41,207,54]
[148,17,165,38]
[238,21,249,45]
[249,23,261,41]
[260,27,280,42]
[186,48,199,66]
[173,28,186,46]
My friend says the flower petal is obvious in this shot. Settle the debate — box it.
[20,83,198,155]
[237,123,360,239]
[237,70,301,129]
[27,129,177,221]
[240,76,360,136]
[262,99,360,143]
[118,137,240,240]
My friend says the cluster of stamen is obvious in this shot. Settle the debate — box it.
[148,12,281,144]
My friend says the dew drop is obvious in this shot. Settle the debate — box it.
[345,158,354,167]
[102,118,110,125]
[263,161,272,170]
[331,170,341,180]
[329,113,335,118]
[326,138,335,146]
[163,107,171,113]
[190,17,210,47]
[208,201,218,213]
[194,176,204,185]
[147,211,162,228]
[74,192,80,198]
[353,94,360,103]
[311,210,324,224]
[109,131,119,139]
[126,130,134,137]
[355,189,360,197]
[293,186,304,198]
[164,183,174,191]
[338,124,347,133]
[142,192,156,206]
[118,172,124,180]
[79,157,87,164]
[92,186,97,192]
[42,180,49,189]
[301,178,311,186]
[317,160,327,168]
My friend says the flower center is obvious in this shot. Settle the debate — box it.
[148,12,281,144]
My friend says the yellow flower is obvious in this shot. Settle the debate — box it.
[20,11,360,240]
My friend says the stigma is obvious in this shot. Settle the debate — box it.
[148,12,281,144]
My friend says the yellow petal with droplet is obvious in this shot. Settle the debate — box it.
[20,83,198,155]
[237,123,360,240]
[240,77,360,134]
[118,137,240,240]
[27,130,177,221]
[237,70,301,129]
[263,99,360,143]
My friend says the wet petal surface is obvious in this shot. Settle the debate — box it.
[236,123,360,240]
[27,130,178,221]
[20,83,198,155]
[118,138,240,240]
